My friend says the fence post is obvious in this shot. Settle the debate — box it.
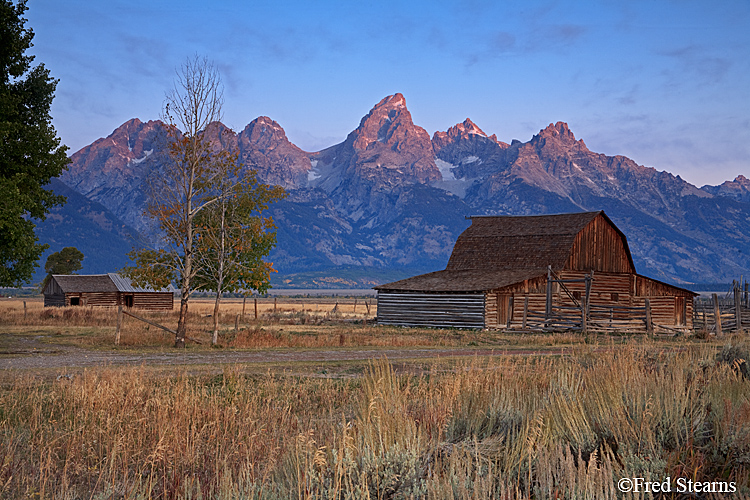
[582,273,592,334]
[254,297,258,319]
[735,286,743,333]
[522,295,528,329]
[242,296,246,321]
[274,297,277,312]
[23,300,27,320]
[645,298,653,336]
[545,265,552,326]
[115,304,123,345]
[365,300,371,316]
[713,293,723,337]
[507,296,514,328]
[235,314,240,332]
[354,299,357,313]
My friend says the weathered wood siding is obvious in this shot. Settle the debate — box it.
[565,214,635,273]
[377,292,485,328]
[44,294,66,307]
[66,292,119,307]
[484,271,694,330]
[634,275,695,298]
[129,293,174,310]
[486,292,547,329]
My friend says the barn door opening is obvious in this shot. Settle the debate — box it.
[124,295,134,308]
[497,294,514,328]
[675,297,686,326]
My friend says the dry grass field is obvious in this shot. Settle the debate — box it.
[0,297,589,352]
[1,297,749,498]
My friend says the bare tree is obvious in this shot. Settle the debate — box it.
[123,56,232,348]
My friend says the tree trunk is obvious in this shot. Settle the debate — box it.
[176,290,189,348]
[176,243,192,348]
[212,292,221,345]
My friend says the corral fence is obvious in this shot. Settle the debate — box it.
[518,268,657,334]
[522,302,654,334]
[693,281,750,335]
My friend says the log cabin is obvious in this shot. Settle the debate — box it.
[375,211,696,332]
[43,273,174,310]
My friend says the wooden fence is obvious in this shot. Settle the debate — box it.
[693,283,750,335]
[504,269,657,334]
[517,300,654,334]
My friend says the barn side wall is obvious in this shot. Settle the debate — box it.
[566,214,635,274]
[129,292,174,310]
[486,271,694,331]
[377,292,485,329]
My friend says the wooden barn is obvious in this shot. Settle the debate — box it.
[43,273,174,310]
[375,211,697,332]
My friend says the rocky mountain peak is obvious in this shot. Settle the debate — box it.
[66,118,166,179]
[448,118,487,138]
[239,116,295,150]
[462,118,484,135]
[375,93,407,109]
[534,122,583,146]
[433,118,509,150]
[350,93,427,151]
[702,174,750,203]
[237,116,311,189]
[202,121,238,151]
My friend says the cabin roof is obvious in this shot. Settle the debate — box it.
[49,274,118,293]
[376,211,632,292]
[107,273,175,293]
[47,274,174,294]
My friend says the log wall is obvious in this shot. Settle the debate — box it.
[129,293,174,310]
[66,292,119,307]
[377,292,485,329]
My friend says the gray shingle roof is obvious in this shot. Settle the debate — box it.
[49,274,174,293]
[51,275,118,293]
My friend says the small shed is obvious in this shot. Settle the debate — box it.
[43,273,174,310]
[375,211,697,332]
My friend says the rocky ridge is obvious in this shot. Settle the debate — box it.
[51,94,750,285]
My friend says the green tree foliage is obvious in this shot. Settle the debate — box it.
[194,167,285,344]
[0,0,69,286]
[44,246,84,274]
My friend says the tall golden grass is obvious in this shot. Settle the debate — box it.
[2,299,577,349]
[1,340,749,498]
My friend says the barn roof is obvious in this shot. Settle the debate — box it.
[47,274,174,294]
[375,268,547,293]
[376,211,629,292]
[446,211,609,272]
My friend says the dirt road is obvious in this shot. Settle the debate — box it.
[0,334,566,371]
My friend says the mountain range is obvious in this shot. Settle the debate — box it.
[34,93,750,286]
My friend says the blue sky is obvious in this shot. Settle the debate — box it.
[27,0,749,187]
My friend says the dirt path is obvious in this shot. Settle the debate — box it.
[0,336,568,371]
